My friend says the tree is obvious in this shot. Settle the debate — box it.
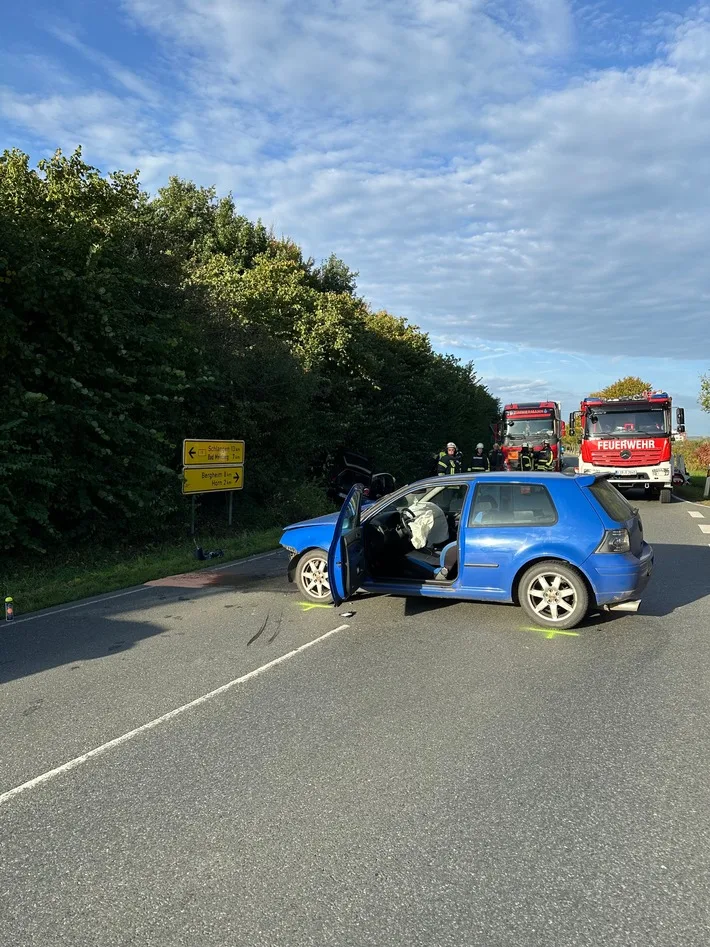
[0,148,188,551]
[0,148,502,555]
[700,373,710,413]
[589,376,652,399]
[311,254,358,296]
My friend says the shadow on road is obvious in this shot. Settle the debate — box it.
[0,614,171,687]
[378,540,710,627]
[0,562,292,686]
[626,542,710,617]
[402,597,461,617]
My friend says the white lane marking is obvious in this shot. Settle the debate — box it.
[200,551,281,572]
[11,587,151,626]
[0,624,350,807]
[11,550,281,625]
[677,497,710,510]
[688,511,704,518]
[699,525,710,534]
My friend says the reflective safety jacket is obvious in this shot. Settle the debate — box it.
[536,447,555,471]
[437,451,462,476]
[520,447,534,471]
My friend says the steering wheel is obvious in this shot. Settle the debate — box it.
[399,507,416,539]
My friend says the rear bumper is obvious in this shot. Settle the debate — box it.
[585,543,654,606]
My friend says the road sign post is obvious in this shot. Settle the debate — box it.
[182,439,246,534]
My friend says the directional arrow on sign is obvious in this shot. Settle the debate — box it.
[182,464,244,494]
[183,439,245,466]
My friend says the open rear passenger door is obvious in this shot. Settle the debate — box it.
[328,484,366,606]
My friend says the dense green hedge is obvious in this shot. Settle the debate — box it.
[0,149,499,555]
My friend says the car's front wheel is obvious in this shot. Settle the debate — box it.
[295,550,333,604]
[519,561,589,630]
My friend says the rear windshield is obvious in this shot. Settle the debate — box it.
[588,479,634,522]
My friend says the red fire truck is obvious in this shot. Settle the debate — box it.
[497,401,564,471]
[569,391,686,503]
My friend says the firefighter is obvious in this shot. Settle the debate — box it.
[536,439,555,471]
[520,442,534,471]
[489,442,505,471]
[437,442,462,476]
[470,443,489,472]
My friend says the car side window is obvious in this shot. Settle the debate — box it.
[468,483,557,527]
[424,485,469,514]
[341,490,361,530]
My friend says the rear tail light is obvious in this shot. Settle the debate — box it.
[596,529,630,554]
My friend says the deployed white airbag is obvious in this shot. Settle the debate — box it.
[406,501,450,549]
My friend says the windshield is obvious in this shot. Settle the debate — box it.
[504,417,556,442]
[364,482,468,520]
[584,408,668,437]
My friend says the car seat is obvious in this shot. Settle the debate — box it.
[472,497,497,524]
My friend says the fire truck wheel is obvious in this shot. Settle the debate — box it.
[660,487,672,504]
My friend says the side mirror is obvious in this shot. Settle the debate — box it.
[677,424,686,434]
[676,407,685,426]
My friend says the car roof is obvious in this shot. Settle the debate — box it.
[404,472,596,488]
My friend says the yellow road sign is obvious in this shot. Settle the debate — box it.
[183,439,245,466]
[182,465,244,495]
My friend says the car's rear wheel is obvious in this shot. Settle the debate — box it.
[295,550,333,604]
[519,561,588,630]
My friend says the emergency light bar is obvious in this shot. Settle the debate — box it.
[506,401,559,410]
[582,390,670,406]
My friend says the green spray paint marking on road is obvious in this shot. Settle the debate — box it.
[519,626,580,640]
[298,601,332,612]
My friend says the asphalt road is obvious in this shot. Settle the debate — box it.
[2,495,710,946]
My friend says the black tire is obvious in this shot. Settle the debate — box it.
[660,487,672,504]
[518,560,589,630]
[295,549,333,604]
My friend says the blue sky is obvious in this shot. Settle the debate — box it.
[2,0,709,432]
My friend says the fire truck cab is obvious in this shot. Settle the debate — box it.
[498,401,563,472]
[569,391,686,503]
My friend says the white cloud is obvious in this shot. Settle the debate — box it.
[48,25,161,104]
[123,0,562,117]
[0,88,157,160]
[486,374,553,396]
[1,0,709,384]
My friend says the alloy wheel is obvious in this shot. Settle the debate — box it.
[526,572,577,623]
[300,556,331,600]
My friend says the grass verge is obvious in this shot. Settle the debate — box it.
[1,527,284,617]
[676,472,710,505]
[1,481,334,617]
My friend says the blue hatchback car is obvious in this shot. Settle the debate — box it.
[280,472,654,630]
